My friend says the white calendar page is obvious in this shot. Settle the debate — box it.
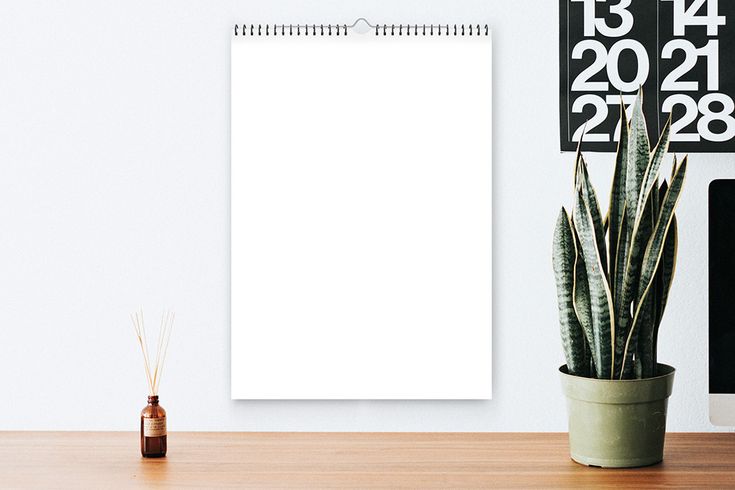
[231,30,492,399]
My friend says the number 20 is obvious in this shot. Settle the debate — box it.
[572,39,649,93]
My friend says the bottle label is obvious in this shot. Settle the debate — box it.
[143,417,166,437]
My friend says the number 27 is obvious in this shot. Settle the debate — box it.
[572,95,635,142]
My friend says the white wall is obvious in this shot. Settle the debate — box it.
[0,0,732,432]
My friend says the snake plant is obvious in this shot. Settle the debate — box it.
[552,89,687,380]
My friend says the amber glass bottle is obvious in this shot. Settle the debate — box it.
[140,395,167,457]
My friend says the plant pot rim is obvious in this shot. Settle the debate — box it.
[558,363,675,382]
[559,363,675,404]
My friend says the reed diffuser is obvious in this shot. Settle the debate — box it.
[132,309,174,458]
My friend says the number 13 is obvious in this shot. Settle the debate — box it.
[571,0,634,37]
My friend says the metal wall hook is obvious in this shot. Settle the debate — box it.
[349,18,375,34]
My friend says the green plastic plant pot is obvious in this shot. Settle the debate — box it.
[559,364,675,468]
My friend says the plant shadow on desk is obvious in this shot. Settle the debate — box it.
[552,88,686,468]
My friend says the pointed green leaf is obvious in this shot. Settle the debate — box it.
[553,208,590,376]
[671,154,677,183]
[573,191,615,379]
[635,117,671,223]
[658,179,669,218]
[630,292,657,378]
[637,158,687,304]
[653,214,677,366]
[626,88,650,229]
[572,221,598,376]
[631,190,664,379]
[614,112,669,377]
[612,204,630,376]
[576,156,608,277]
[614,193,654,377]
[608,99,628,282]
[646,179,670,368]
[657,214,677,326]
[621,156,687,378]
[621,187,660,378]
[572,135,584,188]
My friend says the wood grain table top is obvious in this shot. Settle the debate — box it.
[0,432,733,488]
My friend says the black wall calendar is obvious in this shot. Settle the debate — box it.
[560,0,735,152]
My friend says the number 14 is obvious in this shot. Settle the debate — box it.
[662,0,726,36]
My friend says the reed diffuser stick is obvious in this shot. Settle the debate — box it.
[131,309,175,396]
[132,313,154,394]
[154,312,175,394]
[152,313,165,392]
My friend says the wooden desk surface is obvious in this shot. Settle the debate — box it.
[0,432,733,488]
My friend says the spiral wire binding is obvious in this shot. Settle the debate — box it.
[234,23,489,37]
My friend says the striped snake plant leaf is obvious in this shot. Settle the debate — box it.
[671,154,678,183]
[620,156,688,378]
[653,214,677,364]
[576,155,608,278]
[636,157,687,305]
[611,115,672,376]
[658,179,669,218]
[552,208,591,376]
[614,193,654,376]
[572,134,584,188]
[625,88,651,231]
[634,117,671,225]
[608,99,629,292]
[656,210,677,325]
[573,190,615,379]
[632,205,665,380]
[652,178,661,225]
[659,178,669,198]
[611,203,630,375]
[572,220,598,376]
[651,179,676,367]
[649,180,669,334]
[617,109,670,311]
[631,292,657,378]
[626,123,668,263]
[628,187,663,378]
[612,93,663,376]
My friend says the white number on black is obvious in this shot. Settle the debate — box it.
[571,0,634,37]
[606,39,649,92]
[605,94,636,141]
[572,40,608,91]
[663,93,735,142]
[661,39,719,91]
[698,93,735,142]
[572,39,649,93]
[572,94,610,142]
[662,94,700,141]
[663,0,726,36]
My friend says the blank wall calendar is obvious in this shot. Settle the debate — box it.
[231,22,492,399]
